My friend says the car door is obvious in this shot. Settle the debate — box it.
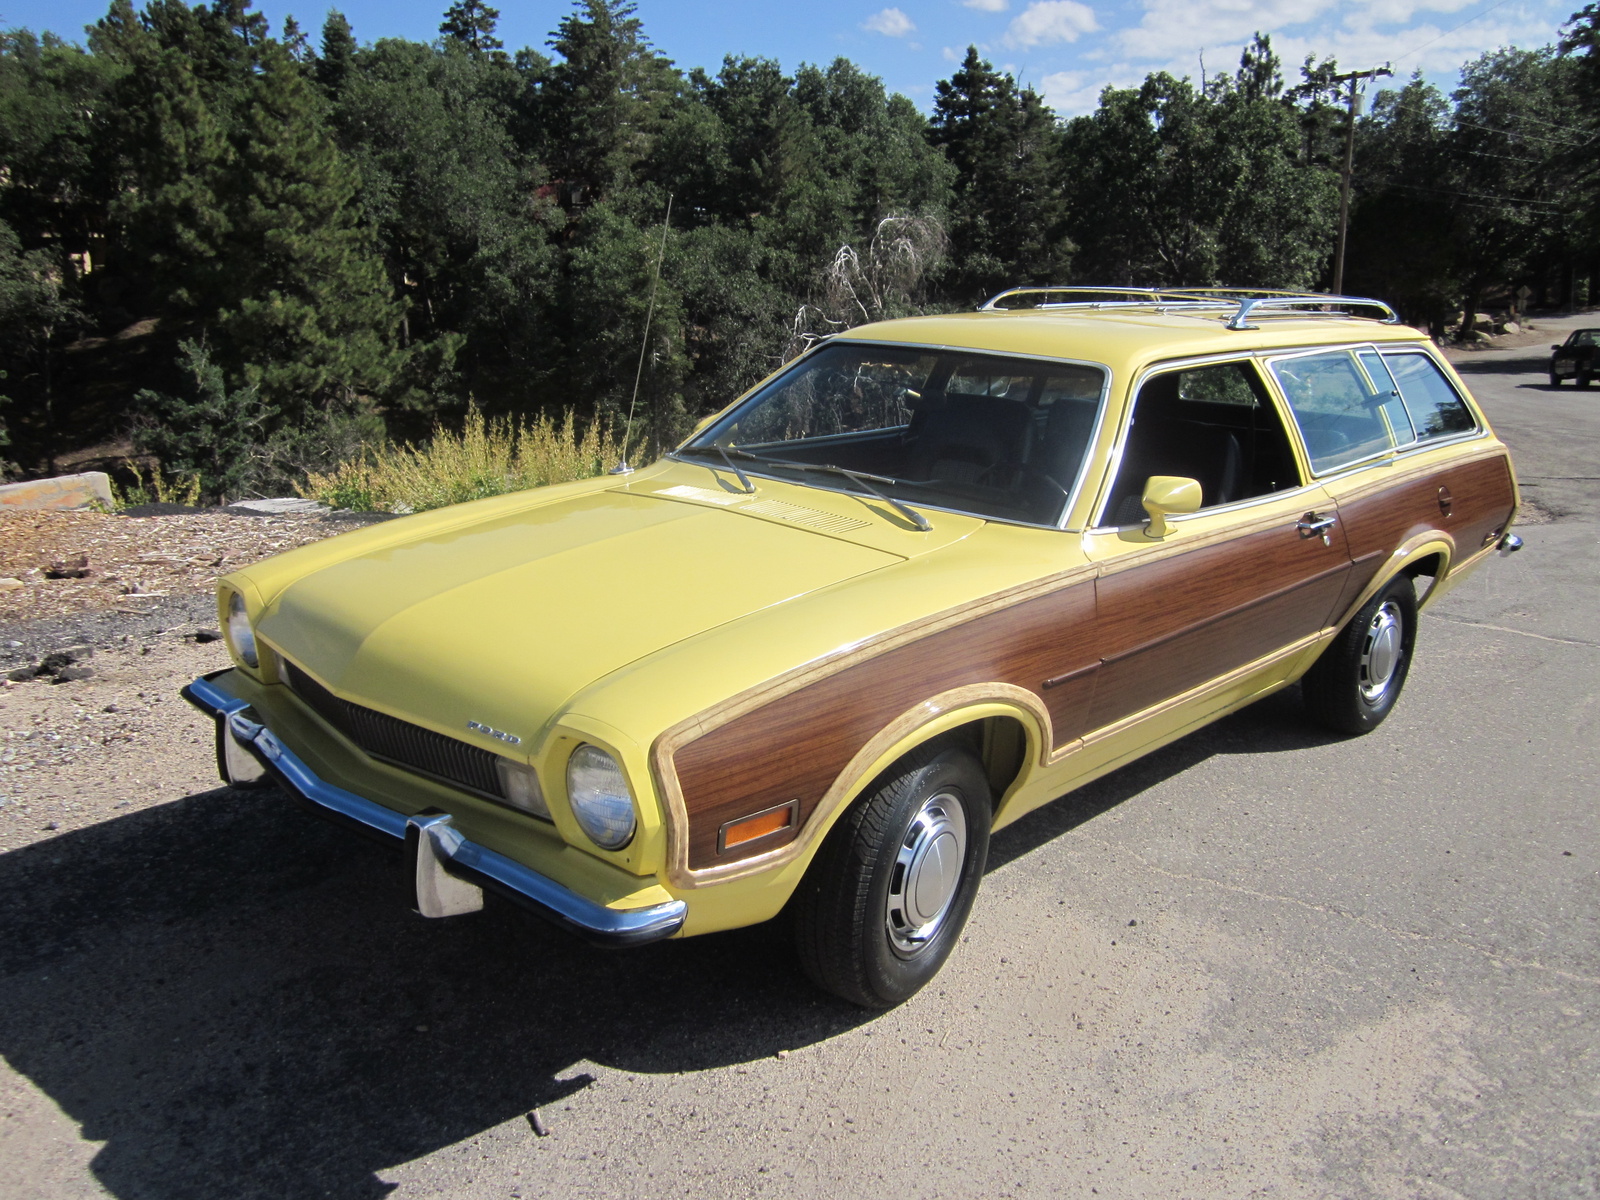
[1266,344,1516,617]
[1081,357,1355,733]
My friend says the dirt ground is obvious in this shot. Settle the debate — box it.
[0,510,337,625]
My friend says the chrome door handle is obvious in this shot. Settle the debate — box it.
[1298,513,1337,545]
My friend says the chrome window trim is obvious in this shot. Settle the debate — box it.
[1263,341,1489,480]
[672,337,1114,533]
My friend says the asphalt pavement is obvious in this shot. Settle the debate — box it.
[0,319,1594,1200]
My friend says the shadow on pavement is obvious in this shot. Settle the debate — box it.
[989,685,1336,870]
[0,685,1334,1200]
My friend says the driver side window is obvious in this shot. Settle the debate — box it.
[1101,360,1301,526]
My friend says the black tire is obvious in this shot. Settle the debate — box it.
[1302,574,1417,735]
[1580,372,1593,389]
[792,743,991,1008]
[1550,373,1562,387]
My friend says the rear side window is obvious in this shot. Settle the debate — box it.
[1382,352,1478,441]
[1269,349,1404,473]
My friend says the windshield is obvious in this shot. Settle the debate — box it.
[679,342,1107,526]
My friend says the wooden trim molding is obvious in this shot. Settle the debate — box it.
[654,684,1053,889]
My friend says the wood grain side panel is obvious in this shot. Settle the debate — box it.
[1087,520,1351,730]
[1333,453,1515,611]
[673,579,1097,869]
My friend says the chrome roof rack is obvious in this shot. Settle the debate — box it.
[978,286,1400,329]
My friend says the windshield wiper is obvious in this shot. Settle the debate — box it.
[714,444,756,493]
[677,443,758,494]
[676,446,932,531]
[773,460,933,532]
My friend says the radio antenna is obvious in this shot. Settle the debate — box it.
[612,193,673,475]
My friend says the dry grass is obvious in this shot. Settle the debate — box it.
[300,406,623,514]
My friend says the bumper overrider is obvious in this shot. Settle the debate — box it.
[181,670,686,948]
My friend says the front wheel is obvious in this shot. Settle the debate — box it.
[1550,372,1562,387]
[1302,575,1417,735]
[792,743,991,1008]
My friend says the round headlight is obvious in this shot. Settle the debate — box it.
[566,744,636,850]
[226,591,259,668]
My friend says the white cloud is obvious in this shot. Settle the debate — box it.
[1005,1,1101,49]
[1040,67,1143,114]
[862,7,917,37]
[1114,0,1553,67]
[964,0,1010,11]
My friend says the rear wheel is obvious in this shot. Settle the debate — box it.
[1302,575,1417,735]
[792,743,991,1008]
[1580,371,1593,389]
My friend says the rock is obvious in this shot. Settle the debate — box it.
[1468,330,1493,344]
[1503,320,1521,334]
[51,666,95,683]
[0,471,114,511]
[223,497,330,517]
[6,666,39,682]
[188,628,223,644]
[0,577,24,592]
[44,555,91,579]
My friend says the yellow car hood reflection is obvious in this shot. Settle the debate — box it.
[256,488,901,740]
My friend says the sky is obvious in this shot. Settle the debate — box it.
[0,0,1578,114]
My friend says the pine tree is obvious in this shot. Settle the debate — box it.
[440,0,503,55]
[541,0,678,198]
[217,37,401,414]
[931,47,1070,296]
[316,10,356,95]
[1236,32,1283,102]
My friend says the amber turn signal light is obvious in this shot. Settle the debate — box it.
[718,799,799,853]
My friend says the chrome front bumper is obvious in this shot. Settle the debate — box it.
[181,672,686,948]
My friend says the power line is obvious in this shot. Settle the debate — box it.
[1389,0,1520,68]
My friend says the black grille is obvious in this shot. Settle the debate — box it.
[284,660,504,799]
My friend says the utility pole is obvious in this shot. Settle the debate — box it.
[1330,63,1392,296]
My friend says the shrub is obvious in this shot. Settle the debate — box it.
[300,404,623,513]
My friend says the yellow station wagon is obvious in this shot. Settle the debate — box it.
[184,287,1522,1007]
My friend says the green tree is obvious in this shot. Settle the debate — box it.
[537,0,679,199]
[216,36,402,414]
[1344,76,1460,331]
[931,47,1067,296]
[133,338,272,497]
[316,10,357,95]
[331,34,557,418]
[439,0,504,56]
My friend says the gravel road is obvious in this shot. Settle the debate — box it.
[0,322,1595,1200]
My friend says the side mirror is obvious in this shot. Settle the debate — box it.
[1552,344,1562,350]
[1141,476,1202,538]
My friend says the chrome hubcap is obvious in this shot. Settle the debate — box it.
[1358,600,1404,703]
[886,791,968,958]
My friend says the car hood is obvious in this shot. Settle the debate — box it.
[256,488,901,744]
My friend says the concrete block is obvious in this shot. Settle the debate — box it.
[0,471,114,511]
[223,497,330,516]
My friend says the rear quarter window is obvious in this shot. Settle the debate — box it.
[1382,351,1478,441]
